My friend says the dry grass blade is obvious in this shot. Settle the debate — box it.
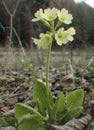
[50,114,92,130]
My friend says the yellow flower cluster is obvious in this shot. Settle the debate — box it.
[32,8,75,49]
[32,8,58,22]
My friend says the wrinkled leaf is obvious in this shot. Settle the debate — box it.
[55,107,68,123]
[18,115,42,130]
[66,89,84,109]
[51,92,65,121]
[15,103,44,121]
[33,80,54,116]
[57,106,83,125]
[69,106,83,118]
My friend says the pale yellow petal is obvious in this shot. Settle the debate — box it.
[67,36,74,41]
[67,27,76,35]
[32,8,44,22]
[57,8,73,24]
[42,8,58,21]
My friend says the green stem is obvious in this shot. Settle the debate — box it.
[45,43,52,120]
[55,21,62,30]
[46,43,52,88]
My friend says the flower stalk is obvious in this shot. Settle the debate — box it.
[46,43,52,88]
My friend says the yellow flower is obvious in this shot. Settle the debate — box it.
[55,27,75,45]
[42,8,58,21]
[57,8,73,24]
[32,8,44,22]
[32,38,42,48]
[33,33,52,49]
[66,27,76,41]
[55,28,68,45]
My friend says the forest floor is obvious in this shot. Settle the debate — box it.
[0,47,94,130]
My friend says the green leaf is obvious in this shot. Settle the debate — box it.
[33,80,54,116]
[48,88,54,110]
[18,114,42,130]
[51,92,65,121]
[66,89,84,109]
[38,128,46,130]
[15,103,44,121]
[58,106,83,124]
[55,107,68,123]
[69,106,83,118]
[0,116,16,127]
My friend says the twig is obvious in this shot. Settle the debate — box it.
[5,27,26,57]
[12,0,20,16]
[13,28,26,56]
[2,0,20,16]
[2,0,21,72]
[1,0,11,16]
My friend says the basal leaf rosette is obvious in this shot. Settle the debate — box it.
[55,27,75,45]
[32,33,52,49]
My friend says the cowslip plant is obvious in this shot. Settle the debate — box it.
[14,8,84,130]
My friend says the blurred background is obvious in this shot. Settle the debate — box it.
[0,0,94,69]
